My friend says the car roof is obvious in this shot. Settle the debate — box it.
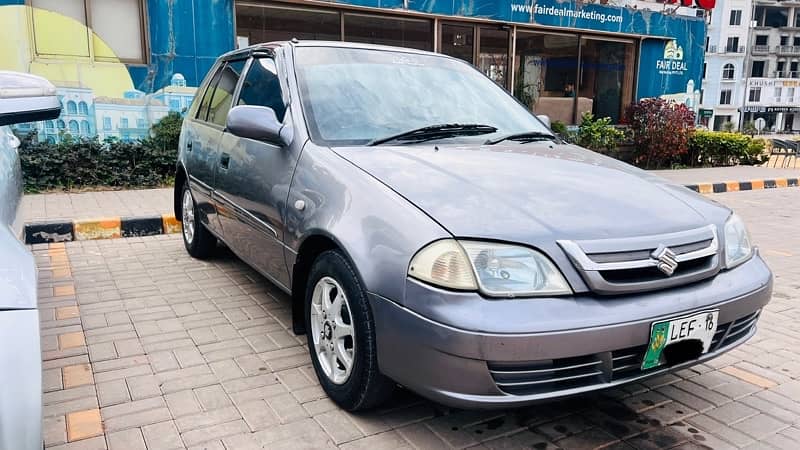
[219,40,445,62]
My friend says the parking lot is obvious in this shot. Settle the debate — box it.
[38,188,800,450]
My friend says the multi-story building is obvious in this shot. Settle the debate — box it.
[94,90,170,142]
[150,74,197,116]
[742,0,800,132]
[699,0,753,131]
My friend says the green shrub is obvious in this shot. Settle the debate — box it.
[18,114,182,192]
[688,131,765,166]
[550,120,568,136]
[575,112,625,151]
[149,111,183,152]
[624,98,695,169]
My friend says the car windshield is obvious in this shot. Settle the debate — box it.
[294,46,551,146]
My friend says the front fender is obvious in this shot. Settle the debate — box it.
[285,144,450,304]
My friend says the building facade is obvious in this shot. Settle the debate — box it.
[1,0,713,141]
[742,0,800,132]
[699,0,752,130]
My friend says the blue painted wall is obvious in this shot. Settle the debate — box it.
[135,0,235,93]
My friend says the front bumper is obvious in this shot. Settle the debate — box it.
[370,254,772,409]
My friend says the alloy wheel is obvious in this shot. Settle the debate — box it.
[182,189,195,244]
[310,276,356,384]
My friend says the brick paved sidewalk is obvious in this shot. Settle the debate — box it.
[34,188,800,449]
[651,166,799,186]
[22,188,173,223]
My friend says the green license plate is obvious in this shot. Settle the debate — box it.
[642,310,719,370]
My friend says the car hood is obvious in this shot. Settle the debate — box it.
[332,142,729,243]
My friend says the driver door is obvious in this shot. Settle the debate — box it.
[214,54,298,289]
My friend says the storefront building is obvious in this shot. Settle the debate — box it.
[741,78,800,132]
[0,0,709,141]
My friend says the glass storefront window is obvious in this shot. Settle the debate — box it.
[513,32,580,124]
[579,39,635,124]
[344,14,433,51]
[235,4,340,46]
[478,28,509,88]
[441,24,475,64]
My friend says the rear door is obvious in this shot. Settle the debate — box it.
[214,54,297,289]
[182,59,247,236]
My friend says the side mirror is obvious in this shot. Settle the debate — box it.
[536,114,551,129]
[0,71,61,126]
[226,105,291,146]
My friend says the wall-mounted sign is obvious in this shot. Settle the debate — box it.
[741,106,800,113]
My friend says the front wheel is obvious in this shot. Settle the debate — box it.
[180,182,216,259]
[305,250,395,411]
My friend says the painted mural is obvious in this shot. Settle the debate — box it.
[0,0,234,142]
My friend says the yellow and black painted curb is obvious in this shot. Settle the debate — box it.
[685,177,799,194]
[25,214,181,245]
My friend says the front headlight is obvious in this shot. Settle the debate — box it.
[408,239,572,297]
[724,213,753,268]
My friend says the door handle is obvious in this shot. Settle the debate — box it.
[187,141,193,152]
[220,152,231,169]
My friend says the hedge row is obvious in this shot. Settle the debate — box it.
[687,130,766,167]
[18,112,182,192]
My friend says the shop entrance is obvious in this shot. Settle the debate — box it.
[439,23,510,89]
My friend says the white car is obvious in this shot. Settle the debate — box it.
[0,71,61,450]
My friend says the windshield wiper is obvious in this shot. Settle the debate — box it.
[367,123,498,146]
[484,131,557,145]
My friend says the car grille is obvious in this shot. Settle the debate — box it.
[488,311,760,396]
[557,225,721,295]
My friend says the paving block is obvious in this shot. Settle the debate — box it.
[66,409,103,442]
[142,420,185,449]
[63,364,94,389]
[106,428,146,450]
[59,331,86,350]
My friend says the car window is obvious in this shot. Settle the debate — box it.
[236,58,286,122]
[207,59,247,127]
[195,67,223,122]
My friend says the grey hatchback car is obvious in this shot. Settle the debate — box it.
[175,41,772,411]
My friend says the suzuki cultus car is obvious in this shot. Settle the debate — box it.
[175,42,772,411]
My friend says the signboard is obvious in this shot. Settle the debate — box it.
[699,109,714,118]
[748,78,800,88]
[767,106,800,113]
[408,0,706,102]
[742,106,800,113]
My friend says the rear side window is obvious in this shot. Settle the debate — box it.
[194,68,223,122]
[236,58,286,122]
[207,59,247,127]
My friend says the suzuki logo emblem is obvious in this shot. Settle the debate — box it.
[651,245,679,276]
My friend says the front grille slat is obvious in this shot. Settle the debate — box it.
[494,370,603,387]
[489,360,601,375]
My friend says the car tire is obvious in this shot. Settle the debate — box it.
[304,250,395,411]
[180,182,216,259]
